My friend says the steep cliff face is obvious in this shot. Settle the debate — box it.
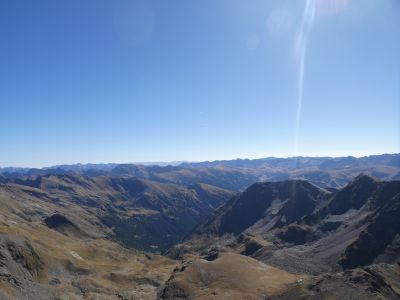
[340,193,400,269]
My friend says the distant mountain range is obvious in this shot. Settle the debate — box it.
[2,153,399,173]
[1,153,399,190]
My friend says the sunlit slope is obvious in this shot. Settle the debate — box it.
[160,252,300,300]
[3,174,234,252]
[0,185,178,299]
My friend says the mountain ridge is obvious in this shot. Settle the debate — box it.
[1,154,399,192]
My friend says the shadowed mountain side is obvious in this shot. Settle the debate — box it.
[340,192,400,269]
[195,180,329,236]
[179,175,400,274]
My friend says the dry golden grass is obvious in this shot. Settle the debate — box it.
[167,252,303,299]
[0,185,179,299]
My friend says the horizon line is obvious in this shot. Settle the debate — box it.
[1,152,398,170]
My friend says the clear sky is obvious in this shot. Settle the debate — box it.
[1,0,399,167]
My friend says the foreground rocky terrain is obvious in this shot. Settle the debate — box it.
[0,157,399,299]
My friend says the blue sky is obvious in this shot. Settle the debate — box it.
[0,0,399,167]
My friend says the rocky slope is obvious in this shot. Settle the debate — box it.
[195,180,329,236]
[0,183,178,299]
[169,175,400,299]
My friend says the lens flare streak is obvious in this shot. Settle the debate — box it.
[294,0,316,158]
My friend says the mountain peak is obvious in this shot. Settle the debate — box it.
[352,174,380,184]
